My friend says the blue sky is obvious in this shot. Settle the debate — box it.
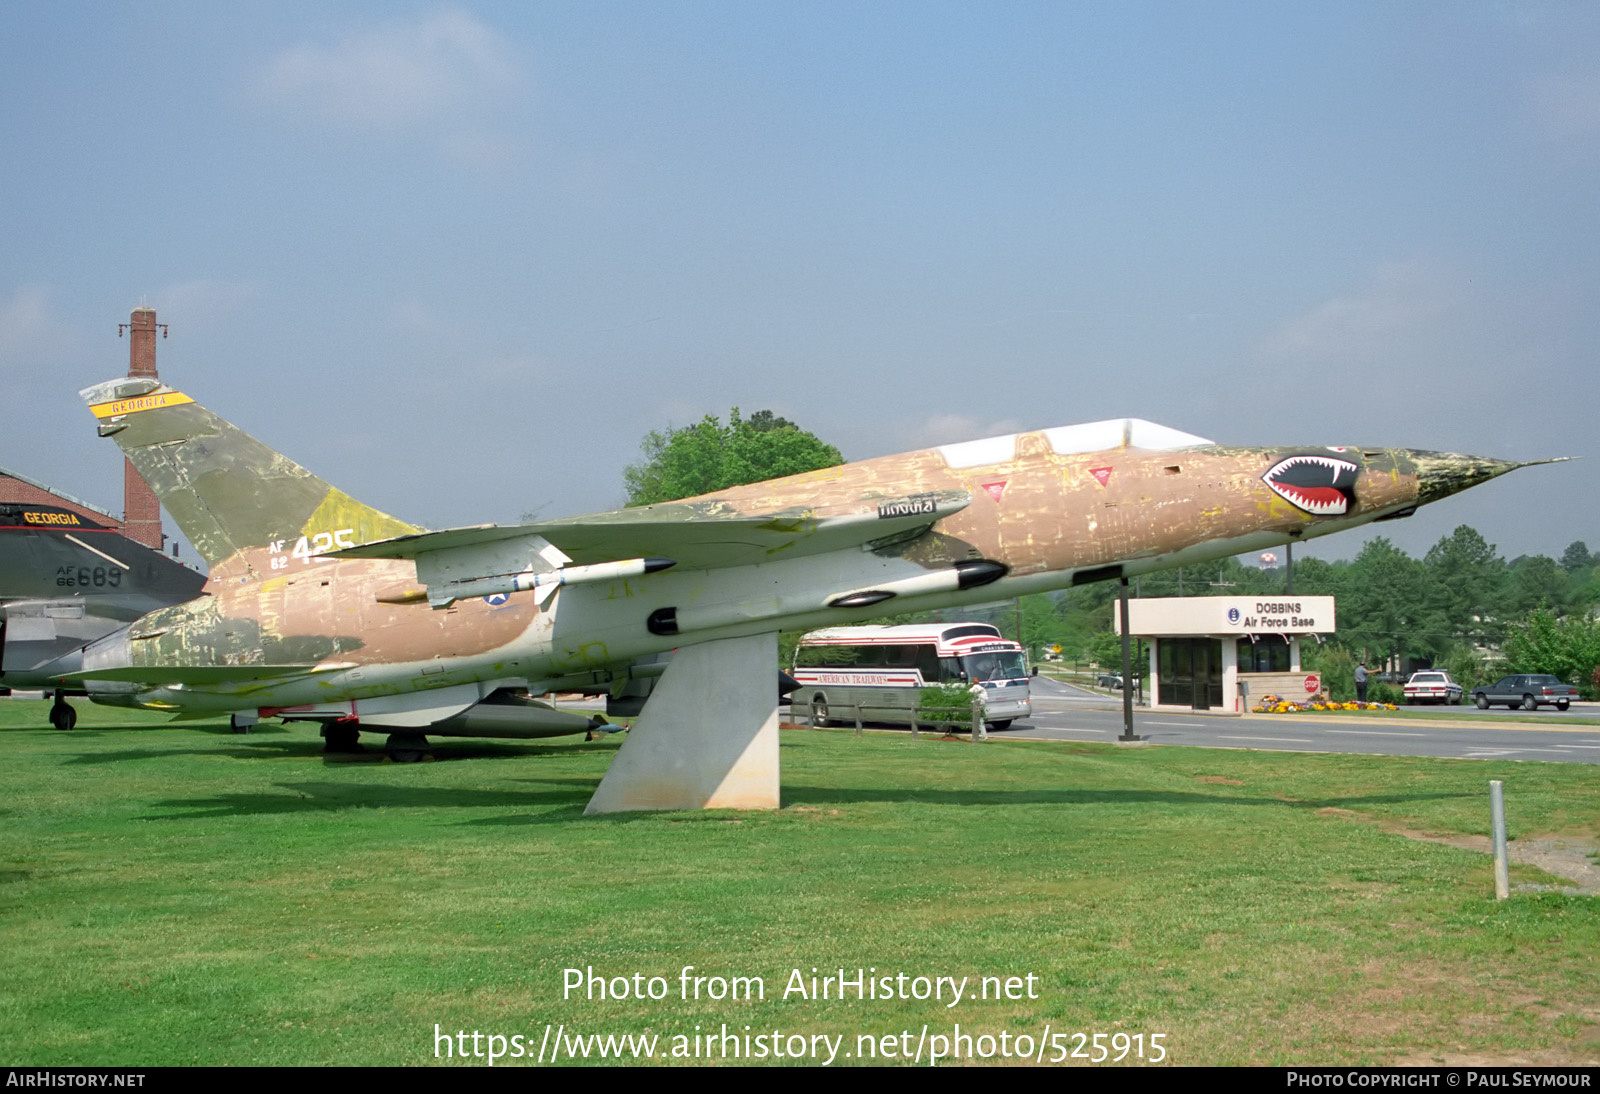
[3,1,1597,566]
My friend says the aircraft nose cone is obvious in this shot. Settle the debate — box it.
[1405,450,1530,505]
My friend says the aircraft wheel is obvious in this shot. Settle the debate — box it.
[322,723,363,753]
[50,703,76,731]
[385,733,432,763]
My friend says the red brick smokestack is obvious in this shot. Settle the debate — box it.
[123,307,164,550]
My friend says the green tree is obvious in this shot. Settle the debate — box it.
[623,408,843,506]
[917,681,978,726]
[1018,594,1068,660]
[1506,555,1572,616]
[744,409,797,433]
[1289,555,1344,599]
[1441,643,1493,694]
[1086,629,1125,671]
[1560,541,1592,573]
[1338,537,1431,665]
[1502,608,1600,697]
[1422,526,1507,640]
[1306,645,1356,701]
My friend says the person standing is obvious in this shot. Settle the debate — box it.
[1355,661,1369,702]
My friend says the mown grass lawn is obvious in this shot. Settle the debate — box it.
[1,698,1596,1066]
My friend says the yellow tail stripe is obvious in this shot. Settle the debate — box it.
[89,391,195,419]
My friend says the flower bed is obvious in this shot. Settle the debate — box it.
[1250,693,1398,714]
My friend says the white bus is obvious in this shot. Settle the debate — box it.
[791,623,1031,730]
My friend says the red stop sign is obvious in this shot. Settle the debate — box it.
[1304,674,1319,693]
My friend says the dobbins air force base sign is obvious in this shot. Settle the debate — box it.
[1121,596,1336,637]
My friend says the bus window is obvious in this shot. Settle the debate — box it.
[883,645,918,668]
[964,652,1026,681]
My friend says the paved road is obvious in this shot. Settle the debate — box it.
[994,676,1600,764]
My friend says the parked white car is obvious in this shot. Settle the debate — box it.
[1403,671,1464,705]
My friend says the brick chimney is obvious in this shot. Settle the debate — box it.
[122,307,164,550]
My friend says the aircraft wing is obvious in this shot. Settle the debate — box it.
[335,490,971,568]
[329,490,971,607]
[534,490,973,566]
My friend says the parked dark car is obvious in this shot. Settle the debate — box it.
[1471,674,1579,711]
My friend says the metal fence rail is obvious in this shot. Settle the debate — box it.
[806,698,989,741]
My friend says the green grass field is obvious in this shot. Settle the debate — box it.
[2,698,1597,1066]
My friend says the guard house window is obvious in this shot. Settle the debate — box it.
[1237,637,1290,673]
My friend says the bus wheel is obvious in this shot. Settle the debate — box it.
[810,699,830,727]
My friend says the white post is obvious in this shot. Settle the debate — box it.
[1490,780,1510,900]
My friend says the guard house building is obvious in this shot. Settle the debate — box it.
[1115,596,1336,712]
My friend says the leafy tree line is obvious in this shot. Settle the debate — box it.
[623,408,843,506]
[998,529,1600,696]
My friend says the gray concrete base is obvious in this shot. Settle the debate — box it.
[585,632,779,814]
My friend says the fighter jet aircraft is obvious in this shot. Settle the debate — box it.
[42,375,1541,810]
[0,478,205,728]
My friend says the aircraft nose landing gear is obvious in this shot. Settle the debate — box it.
[49,692,77,731]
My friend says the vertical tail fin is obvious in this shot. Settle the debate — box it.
[81,378,419,567]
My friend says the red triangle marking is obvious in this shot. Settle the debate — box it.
[1089,467,1112,487]
[981,480,1007,502]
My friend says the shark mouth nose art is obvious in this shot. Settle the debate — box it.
[1262,453,1359,515]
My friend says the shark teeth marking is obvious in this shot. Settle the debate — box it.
[1262,454,1360,516]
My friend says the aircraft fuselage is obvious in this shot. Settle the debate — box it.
[74,435,1498,717]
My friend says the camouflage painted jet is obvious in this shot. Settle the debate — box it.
[0,479,205,728]
[45,375,1541,811]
